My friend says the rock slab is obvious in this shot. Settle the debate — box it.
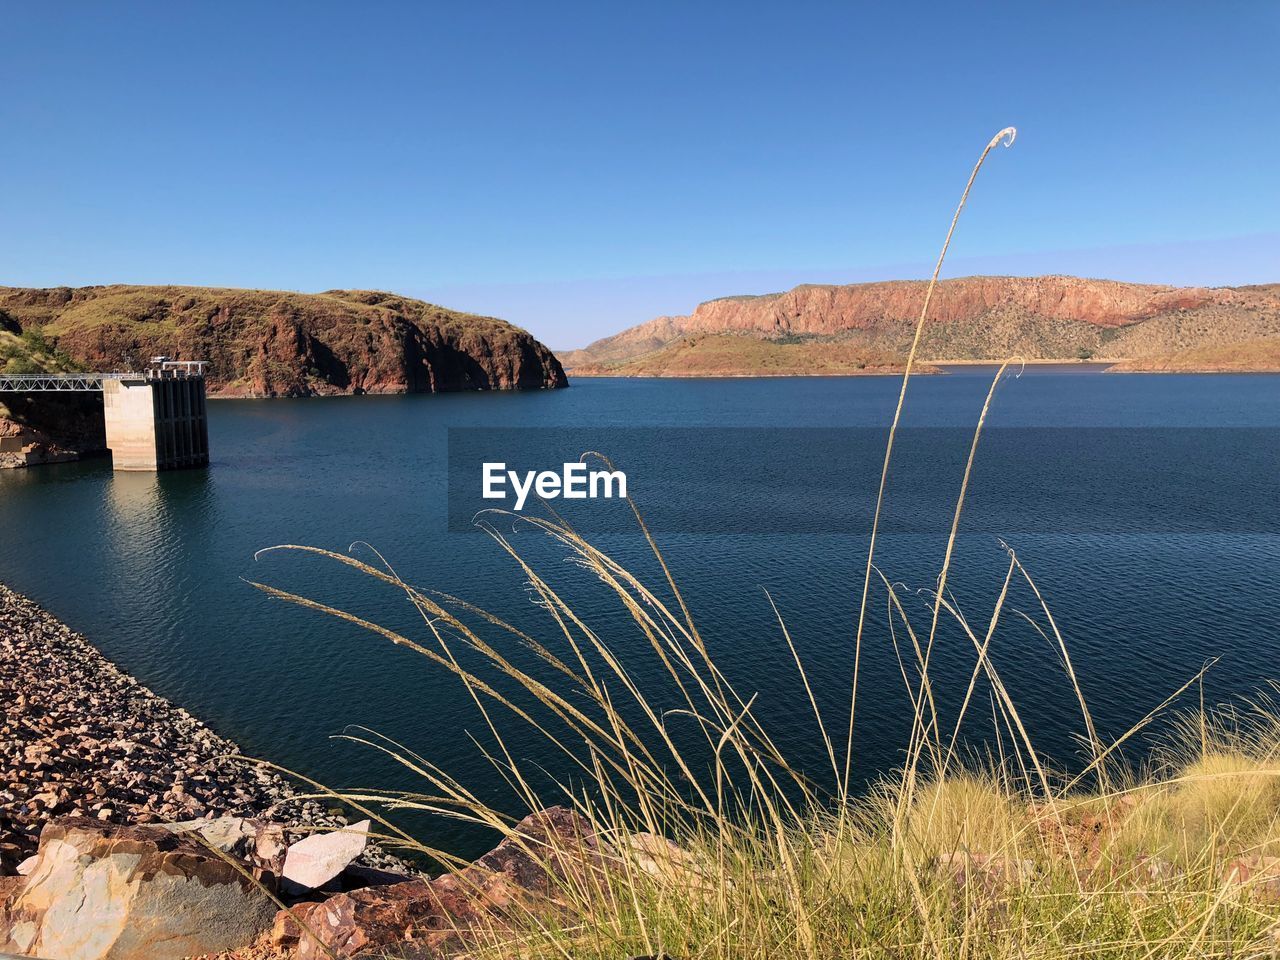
[1,818,277,960]
[282,819,370,894]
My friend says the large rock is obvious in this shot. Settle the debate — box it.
[272,878,435,960]
[276,806,606,960]
[1223,856,1280,901]
[618,831,717,895]
[161,815,287,887]
[281,819,370,894]
[0,875,24,942]
[0,817,277,960]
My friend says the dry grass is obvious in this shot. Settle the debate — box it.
[249,129,1280,959]
[0,326,83,375]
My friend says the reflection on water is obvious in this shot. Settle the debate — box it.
[1,374,1278,855]
[107,471,162,529]
[98,471,220,670]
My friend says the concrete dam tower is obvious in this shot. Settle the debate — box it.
[0,359,211,471]
[102,360,211,470]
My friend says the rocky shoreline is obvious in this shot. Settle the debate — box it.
[0,582,407,873]
[0,582,681,958]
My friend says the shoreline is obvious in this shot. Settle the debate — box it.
[564,370,939,379]
[565,362,1280,379]
[0,581,407,872]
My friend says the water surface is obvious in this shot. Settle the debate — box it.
[2,372,1277,853]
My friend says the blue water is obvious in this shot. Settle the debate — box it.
[1,371,1277,853]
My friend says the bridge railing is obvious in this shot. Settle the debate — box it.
[0,372,140,393]
[148,359,209,378]
[0,363,210,393]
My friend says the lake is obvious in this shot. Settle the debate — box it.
[2,371,1278,854]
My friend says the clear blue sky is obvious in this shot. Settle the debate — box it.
[3,1,1277,348]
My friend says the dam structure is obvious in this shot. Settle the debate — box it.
[0,359,210,471]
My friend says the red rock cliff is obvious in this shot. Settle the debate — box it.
[564,275,1280,370]
[0,286,567,398]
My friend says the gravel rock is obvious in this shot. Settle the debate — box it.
[0,582,411,873]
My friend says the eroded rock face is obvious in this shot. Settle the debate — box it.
[564,275,1280,370]
[1,818,278,960]
[0,393,106,468]
[674,276,1216,336]
[0,286,568,398]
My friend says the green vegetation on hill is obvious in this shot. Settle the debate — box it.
[0,321,83,375]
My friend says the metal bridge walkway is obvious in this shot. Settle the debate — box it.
[0,373,137,392]
[0,362,209,393]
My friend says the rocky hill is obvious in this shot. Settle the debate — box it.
[564,276,1280,375]
[0,285,568,397]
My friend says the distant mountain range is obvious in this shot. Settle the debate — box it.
[563,276,1280,376]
